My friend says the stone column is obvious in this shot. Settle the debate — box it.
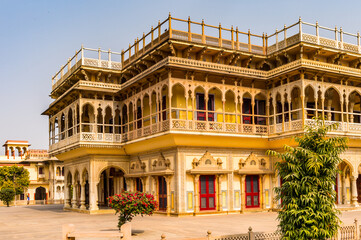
[89,182,99,211]
[240,175,245,212]
[260,175,266,209]
[193,175,200,214]
[271,174,277,210]
[64,184,71,208]
[80,182,86,210]
[165,176,172,216]
[351,174,359,207]
[71,183,77,208]
[342,174,346,204]
[217,175,223,211]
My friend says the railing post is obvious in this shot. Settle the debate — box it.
[121,50,124,66]
[61,65,64,78]
[335,26,339,46]
[202,19,205,43]
[265,33,268,54]
[316,21,320,44]
[354,218,358,240]
[75,50,78,63]
[248,29,251,52]
[299,17,302,41]
[168,13,172,38]
[236,27,239,50]
[142,32,146,54]
[262,33,266,54]
[231,26,234,49]
[357,32,361,53]
[158,20,161,42]
[151,26,154,46]
[284,25,287,47]
[98,48,101,67]
[275,29,279,51]
[188,16,191,41]
[81,44,84,65]
[67,58,71,71]
[108,49,111,68]
[248,227,255,240]
[219,23,222,47]
[129,44,131,58]
[340,27,344,50]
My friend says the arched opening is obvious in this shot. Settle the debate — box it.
[325,88,341,121]
[349,91,361,124]
[76,105,80,133]
[161,85,169,121]
[54,117,59,143]
[338,161,352,204]
[291,87,302,121]
[242,92,252,124]
[49,122,53,145]
[275,93,282,124]
[121,104,128,135]
[98,167,126,207]
[129,102,134,131]
[225,90,236,123]
[283,93,290,124]
[158,176,167,211]
[68,108,73,137]
[61,167,64,176]
[104,106,113,134]
[305,86,315,119]
[254,93,266,125]
[35,187,46,201]
[136,99,142,129]
[82,169,89,208]
[56,167,60,177]
[143,94,151,127]
[171,84,186,120]
[208,87,222,122]
[114,107,121,134]
[268,97,274,125]
[81,104,95,132]
[151,91,158,124]
[195,86,206,121]
[97,106,103,134]
[60,113,65,140]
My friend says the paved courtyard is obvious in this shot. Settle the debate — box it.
[0,205,360,240]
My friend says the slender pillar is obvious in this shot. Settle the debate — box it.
[271,174,277,210]
[64,183,71,208]
[165,176,172,216]
[194,175,200,214]
[71,183,77,208]
[260,175,266,209]
[89,182,99,211]
[342,174,346,204]
[351,174,359,207]
[80,182,86,210]
[240,175,246,212]
[217,175,223,211]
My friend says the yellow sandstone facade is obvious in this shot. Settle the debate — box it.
[43,15,361,214]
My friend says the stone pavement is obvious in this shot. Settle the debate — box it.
[0,205,360,240]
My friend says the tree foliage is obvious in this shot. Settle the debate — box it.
[108,191,158,229]
[0,165,30,195]
[0,188,15,207]
[267,119,347,240]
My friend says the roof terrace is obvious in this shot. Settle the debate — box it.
[51,15,361,92]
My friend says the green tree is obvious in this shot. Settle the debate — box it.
[0,165,30,195]
[0,188,15,207]
[267,119,347,240]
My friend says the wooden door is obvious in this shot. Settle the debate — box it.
[245,175,260,208]
[158,176,167,211]
[199,175,216,211]
[196,93,206,121]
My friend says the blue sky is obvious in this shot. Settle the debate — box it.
[1,0,361,149]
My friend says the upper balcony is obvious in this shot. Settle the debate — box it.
[50,15,361,98]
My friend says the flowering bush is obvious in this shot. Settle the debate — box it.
[108,191,158,229]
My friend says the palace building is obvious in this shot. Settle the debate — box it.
[0,140,64,205]
[43,15,361,215]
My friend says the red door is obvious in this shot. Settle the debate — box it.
[158,176,167,211]
[245,175,259,208]
[200,175,216,210]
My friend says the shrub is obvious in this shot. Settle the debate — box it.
[0,188,16,207]
[108,191,158,229]
[267,119,347,239]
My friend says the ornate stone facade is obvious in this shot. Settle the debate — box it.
[43,15,361,214]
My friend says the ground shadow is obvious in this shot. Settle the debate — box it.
[22,204,64,213]
[132,229,145,235]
